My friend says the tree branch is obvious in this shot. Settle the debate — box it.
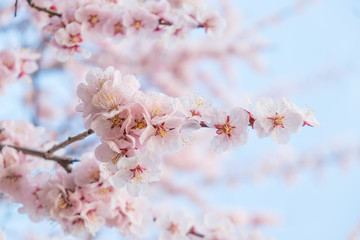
[26,0,62,17]
[46,129,94,155]
[0,144,76,173]
[14,0,19,17]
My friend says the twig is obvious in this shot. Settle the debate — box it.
[188,227,205,238]
[14,0,18,17]
[0,144,76,173]
[47,129,95,155]
[25,0,62,17]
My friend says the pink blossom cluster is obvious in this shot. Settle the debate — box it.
[39,0,225,61]
[154,211,273,240]
[76,66,319,196]
[18,154,154,238]
[0,120,274,239]
[0,49,40,94]
[0,120,50,203]
[0,122,152,238]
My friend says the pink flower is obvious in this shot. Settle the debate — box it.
[79,202,108,236]
[91,107,131,139]
[0,120,44,148]
[72,153,102,187]
[115,191,153,237]
[141,116,184,152]
[126,102,151,140]
[197,10,226,38]
[95,137,136,173]
[75,5,109,37]
[144,0,170,17]
[54,22,83,47]
[18,172,52,222]
[123,7,158,36]
[110,151,162,196]
[208,107,249,153]
[253,97,304,144]
[103,12,127,40]
[0,49,19,78]
[51,38,90,62]
[133,92,185,151]
[91,71,140,112]
[202,213,235,240]
[18,49,40,78]
[0,164,32,200]
[39,178,82,220]
[156,210,194,240]
[76,66,115,118]
[42,16,64,36]
[176,93,212,122]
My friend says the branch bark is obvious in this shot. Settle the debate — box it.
[0,144,76,173]
[46,129,94,155]
[0,129,94,173]
[26,0,62,17]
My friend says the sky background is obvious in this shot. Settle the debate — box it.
[1,0,360,240]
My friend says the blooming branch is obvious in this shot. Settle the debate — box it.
[0,143,76,172]
[46,129,94,155]
[0,129,94,172]
[25,0,61,17]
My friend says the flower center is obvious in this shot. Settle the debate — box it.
[268,113,285,128]
[114,22,124,35]
[109,115,124,129]
[129,164,147,184]
[125,202,135,212]
[134,20,143,30]
[110,151,125,165]
[190,109,201,117]
[214,116,235,137]
[88,15,99,26]
[154,123,167,138]
[132,118,147,130]
[70,35,82,43]
[168,223,180,234]
[3,172,21,185]
[58,193,72,209]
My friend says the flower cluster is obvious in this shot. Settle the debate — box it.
[155,211,274,240]
[0,49,40,94]
[0,120,274,239]
[38,0,225,61]
[76,66,319,196]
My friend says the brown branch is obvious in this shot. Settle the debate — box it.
[26,0,62,17]
[47,129,95,155]
[14,0,19,17]
[188,227,205,238]
[0,144,76,173]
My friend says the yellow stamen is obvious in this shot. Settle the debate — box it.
[134,20,142,30]
[58,193,72,209]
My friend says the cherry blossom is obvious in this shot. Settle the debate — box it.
[202,213,236,240]
[253,98,304,144]
[123,7,159,37]
[209,107,249,153]
[75,5,110,37]
[0,0,324,238]
[95,137,136,172]
[156,210,194,240]
[111,151,162,196]
[54,22,83,48]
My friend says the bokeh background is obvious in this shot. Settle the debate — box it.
[1,0,360,239]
